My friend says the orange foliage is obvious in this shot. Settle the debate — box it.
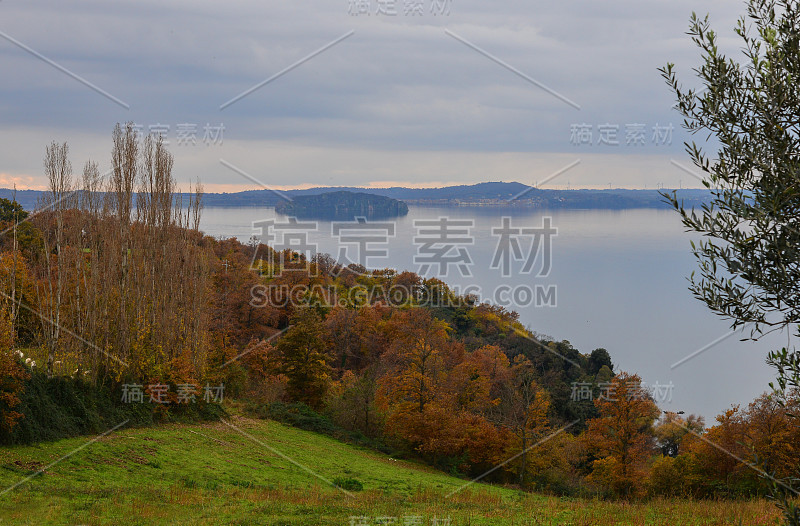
[583,371,659,498]
[497,355,551,486]
[679,393,800,494]
[378,308,450,416]
[0,311,29,432]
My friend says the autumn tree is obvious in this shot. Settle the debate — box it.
[448,344,509,414]
[654,411,705,457]
[352,304,393,366]
[275,308,331,408]
[0,311,28,433]
[325,368,382,437]
[675,391,800,501]
[583,372,659,498]
[0,251,35,345]
[390,271,421,306]
[744,393,800,479]
[210,239,278,346]
[325,306,362,371]
[380,308,450,414]
[497,354,551,487]
[377,308,452,453]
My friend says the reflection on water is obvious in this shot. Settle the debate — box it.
[200,205,787,422]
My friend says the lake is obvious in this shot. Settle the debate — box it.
[199,205,786,422]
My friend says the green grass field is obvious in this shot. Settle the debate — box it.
[0,413,781,525]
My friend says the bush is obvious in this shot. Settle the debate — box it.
[648,456,684,497]
[0,350,29,433]
[256,402,336,434]
[332,476,363,492]
[0,370,225,445]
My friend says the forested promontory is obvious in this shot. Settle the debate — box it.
[274,191,409,219]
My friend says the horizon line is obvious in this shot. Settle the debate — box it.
[0,183,709,194]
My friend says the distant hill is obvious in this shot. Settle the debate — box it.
[201,181,531,206]
[274,191,409,220]
[200,182,712,210]
[0,182,714,211]
[0,189,43,210]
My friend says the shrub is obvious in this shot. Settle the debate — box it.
[258,402,336,434]
[332,476,363,491]
[0,371,225,445]
[648,456,684,497]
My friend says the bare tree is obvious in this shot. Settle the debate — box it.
[38,141,74,376]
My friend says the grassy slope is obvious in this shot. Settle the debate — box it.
[0,415,780,525]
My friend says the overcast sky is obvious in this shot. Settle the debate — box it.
[0,0,745,191]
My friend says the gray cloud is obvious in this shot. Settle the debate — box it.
[0,0,745,188]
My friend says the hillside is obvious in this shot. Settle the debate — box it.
[0,414,775,525]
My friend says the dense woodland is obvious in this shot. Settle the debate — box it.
[0,125,797,499]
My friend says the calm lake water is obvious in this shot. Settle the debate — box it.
[200,205,787,422]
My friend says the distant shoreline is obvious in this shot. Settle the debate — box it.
[0,182,713,212]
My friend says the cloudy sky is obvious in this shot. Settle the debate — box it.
[0,0,745,191]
